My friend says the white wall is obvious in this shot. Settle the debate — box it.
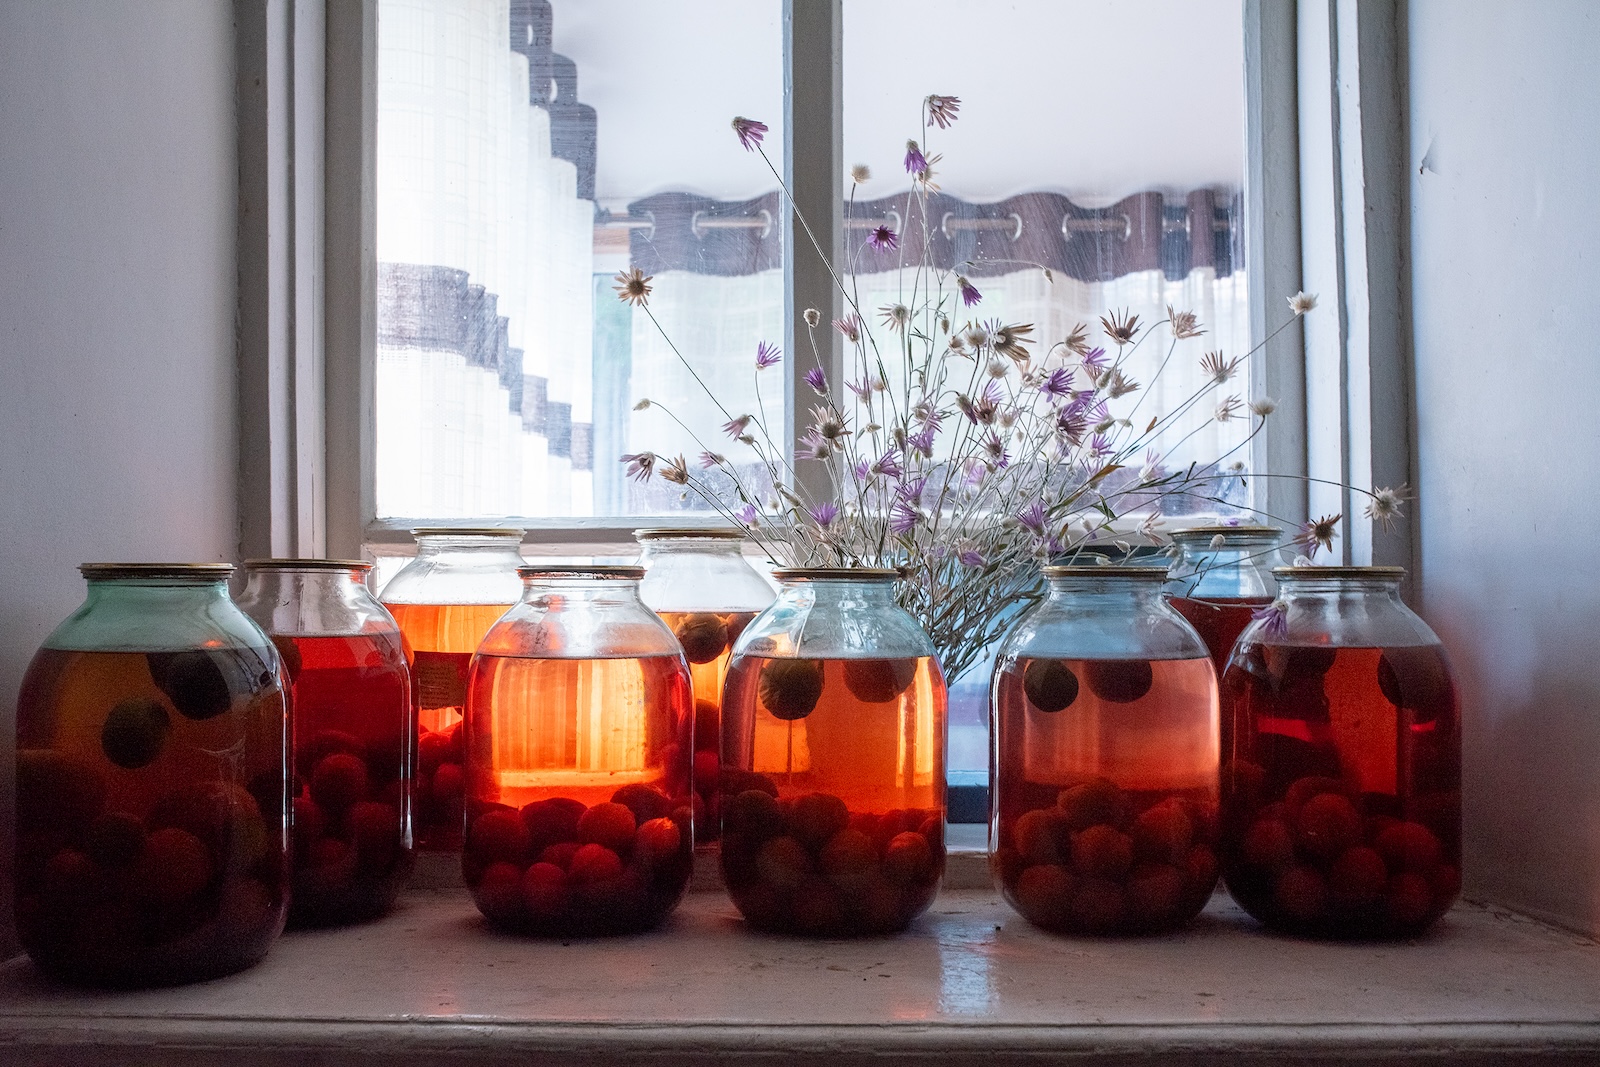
[0,0,240,955]
[1408,0,1600,933]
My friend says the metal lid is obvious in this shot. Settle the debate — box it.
[770,567,900,581]
[634,527,746,541]
[1273,565,1406,579]
[410,527,525,539]
[1168,525,1283,539]
[79,563,234,580]
[518,565,646,580]
[243,558,372,571]
[1042,565,1169,579]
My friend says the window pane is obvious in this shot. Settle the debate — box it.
[375,0,783,519]
[840,0,1248,775]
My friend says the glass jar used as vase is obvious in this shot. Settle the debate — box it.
[1219,566,1461,938]
[461,566,694,936]
[719,569,947,936]
[990,566,1220,935]
[14,564,289,986]
[380,528,524,849]
[636,528,774,845]
[237,560,415,927]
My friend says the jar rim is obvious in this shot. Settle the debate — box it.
[79,563,234,581]
[518,564,645,581]
[771,567,900,581]
[1041,565,1169,579]
[1274,565,1406,579]
[243,558,372,572]
[411,527,525,539]
[1168,525,1283,539]
[634,527,746,541]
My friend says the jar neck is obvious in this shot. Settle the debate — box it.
[638,538,745,560]
[84,576,231,611]
[1277,574,1404,599]
[1172,532,1283,562]
[241,567,370,602]
[1045,574,1168,604]
[775,576,899,607]
[520,577,644,605]
[415,535,524,560]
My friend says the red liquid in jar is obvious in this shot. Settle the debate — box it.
[718,655,946,936]
[658,610,758,845]
[275,633,414,926]
[386,602,511,849]
[460,653,693,935]
[1168,596,1268,759]
[1220,644,1461,938]
[14,647,288,986]
[991,656,1220,934]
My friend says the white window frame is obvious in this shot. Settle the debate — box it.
[238,0,1412,578]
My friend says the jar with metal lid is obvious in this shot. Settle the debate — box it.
[636,528,774,844]
[989,566,1220,934]
[718,569,947,936]
[461,566,694,935]
[1219,566,1461,938]
[14,564,288,986]
[380,528,524,849]
[237,560,414,926]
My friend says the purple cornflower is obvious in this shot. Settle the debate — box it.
[620,451,656,482]
[907,427,935,458]
[871,450,904,479]
[868,224,899,252]
[723,414,752,439]
[833,314,862,343]
[732,116,768,151]
[1016,501,1047,534]
[1251,599,1289,640]
[736,504,759,525]
[889,500,921,534]
[1080,346,1109,376]
[755,340,782,369]
[1086,433,1112,459]
[925,94,962,129]
[795,432,831,461]
[809,502,839,528]
[897,477,926,506]
[852,458,872,481]
[847,378,873,404]
[957,275,982,307]
[804,366,828,395]
[904,139,928,173]
[698,450,725,469]
[1056,410,1088,446]
[1040,367,1074,399]
[981,430,1009,468]
[1293,514,1342,558]
[957,544,984,567]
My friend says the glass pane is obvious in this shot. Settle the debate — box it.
[375,0,783,519]
[841,0,1248,777]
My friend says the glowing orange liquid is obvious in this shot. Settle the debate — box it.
[277,633,414,926]
[1219,644,1461,938]
[385,601,511,849]
[990,656,1220,934]
[460,653,693,935]
[658,609,758,844]
[718,655,946,935]
[15,647,288,986]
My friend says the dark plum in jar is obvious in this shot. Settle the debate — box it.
[1219,566,1461,938]
[13,564,289,987]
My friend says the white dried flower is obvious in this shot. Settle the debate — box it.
[1363,484,1412,532]
[632,398,652,411]
[803,307,820,327]
[850,163,871,184]
[986,358,1009,379]
[1215,395,1243,422]
[1200,351,1240,384]
[1250,396,1278,417]
[1209,534,1226,549]
[1289,291,1318,315]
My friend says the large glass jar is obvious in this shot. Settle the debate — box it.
[719,569,947,936]
[237,560,415,927]
[380,528,524,849]
[990,566,1220,935]
[636,528,774,845]
[14,564,289,986]
[461,566,694,936]
[1219,566,1461,938]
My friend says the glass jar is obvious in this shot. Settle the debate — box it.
[636,528,775,845]
[14,564,289,986]
[1219,567,1461,938]
[989,566,1220,935]
[237,560,415,927]
[719,569,947,936]
[380,527,524,849]
[461,566,694,935]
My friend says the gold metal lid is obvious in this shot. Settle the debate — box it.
[1273,565,1406,579]
[410,527,525,539]
[770,567,900,580]
[79,563,234,580]
[518,565,646,580]
[634,527,746,541]
[1041,565,1169,579]
[1168,525,1283,539]
[243,558,372,571]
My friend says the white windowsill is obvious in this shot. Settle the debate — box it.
[3,860,1599,1066]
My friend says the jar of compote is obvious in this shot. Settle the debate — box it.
[1165,525,1283,759]
[719,569,947,936]
[14,564,288,986]
[237,560,415,927]
[380,528,524,850]
[461,566,694,935]
[636,528,774,845]
[1219,566,1460,938]
[990,566,1220,935]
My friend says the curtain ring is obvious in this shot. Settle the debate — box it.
[1008,212,1023,241]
